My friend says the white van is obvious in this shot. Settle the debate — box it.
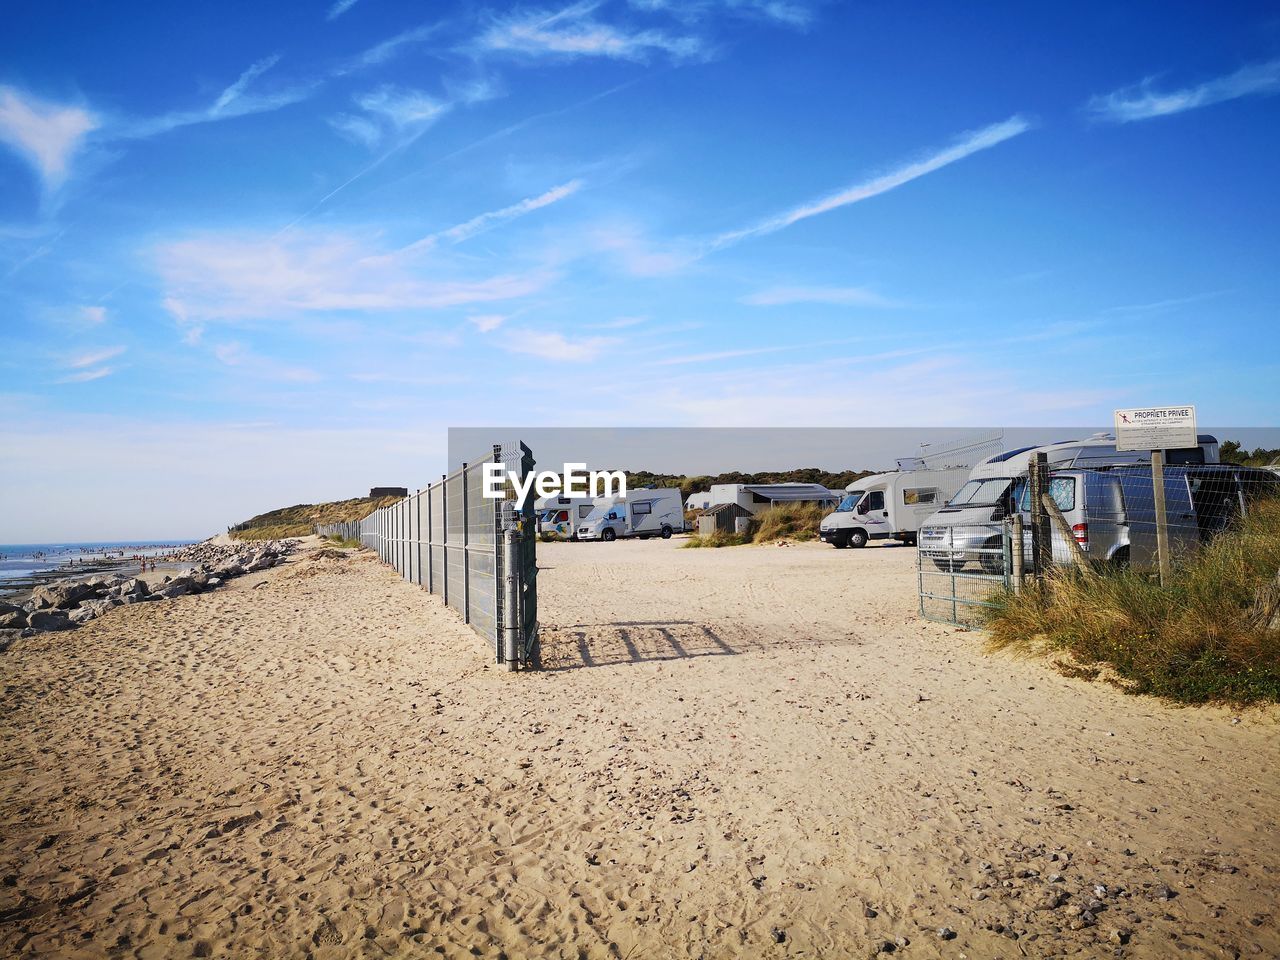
[818,470,959,548]
[535,495,596,539]
[577,488,686,541]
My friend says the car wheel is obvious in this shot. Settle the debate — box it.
[933,558,962,572]
[660,526,673,539]
[601,528,617,542]
[849,529,868,548]
[832,538,847,549]
[1108,547,1130,570]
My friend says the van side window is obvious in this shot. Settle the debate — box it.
[578,505,593,519]
[903,487,937,505]
[1016,478,1075,511]
[863,491,885,511]
[632,501,653,516]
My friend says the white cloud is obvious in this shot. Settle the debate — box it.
[497,328,615,361]
[477,2,702,62]
[1088,60,1280,123]
[55,367,114,384]
[67,346,125,369]
[80,305,108,324]
[469,314,507,332]
[356,86,451,127]
[327,0,360,20]
[213,341,320,382]
[328,113,383,148]
[708,115,1031,251]
[741,286,899,307]
[155,228,554,319]
[212,54,282,114]
[343,23,440,72]
[396,179,583,256]
[631,0,812,27]
[0,87,99,189]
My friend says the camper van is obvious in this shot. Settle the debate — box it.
[1004,464,1280,571]
[919,434,1221,571]
[534,495,596,540]
[818,470,960,548]
[576,488,686,541]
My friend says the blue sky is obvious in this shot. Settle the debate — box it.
[2,1,1279,539]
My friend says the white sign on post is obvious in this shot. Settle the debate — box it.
[1113,405,1197,452]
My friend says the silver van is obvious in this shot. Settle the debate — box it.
[1011,464,1279,571]
[919,435,1221,572]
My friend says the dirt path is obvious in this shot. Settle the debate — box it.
[1,539,1276,958]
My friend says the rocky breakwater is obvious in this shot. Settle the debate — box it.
[0,539,301,651]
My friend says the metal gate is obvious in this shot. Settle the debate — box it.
[317,442,539,669]
[917,522,1013,627]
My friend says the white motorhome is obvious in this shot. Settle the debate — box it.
[706,482,842,517]
[818,469,962,548]
[534,494,597,539]
[577,488,686,541]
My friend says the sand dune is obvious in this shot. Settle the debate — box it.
[2,539,1277,958]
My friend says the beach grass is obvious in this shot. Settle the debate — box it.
[985,498,1280,704]
[684,502,828,548]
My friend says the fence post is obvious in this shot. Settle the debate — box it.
[462,462,470,624]
[1010,513,1024,593]
[440,473,448,608]
[503,524,520,671]
[1029,452,1051,578]
[426,483,434,593]
[1152,449,1171,587]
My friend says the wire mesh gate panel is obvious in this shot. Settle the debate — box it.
[918,524,1012,628]
[316,442,539,668]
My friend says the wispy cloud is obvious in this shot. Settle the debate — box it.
[631,0,813,28]
[213,341,320,382]
[55,344,125,384]
[708,115,1031,251]
[327,0,361,21]
[156,228,554,320]
[55,367,115,384]
[1101,290,1233,315]
[339,22,441,73]
[498,328,615,361]
[67,346,126,369]
[1088,60,1280,123]
[0,87,99,189]
[469,314,507,332]
[395,179,584,256]
[328,113,383,148]
[80,305,108,325]
[119,61,317,139]
[476,1,702,62]
[212,54,282,114]
[741,285,899,307]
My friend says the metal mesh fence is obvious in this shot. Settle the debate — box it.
[315,442,539,668]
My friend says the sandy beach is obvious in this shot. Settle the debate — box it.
[2,537,1277,958]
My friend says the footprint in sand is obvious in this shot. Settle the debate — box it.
[313,916,342,946]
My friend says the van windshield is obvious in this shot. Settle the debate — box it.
[837,492,863,512]
[946,478,1011,507]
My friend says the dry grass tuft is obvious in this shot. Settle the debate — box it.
[986,499,1280,704]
